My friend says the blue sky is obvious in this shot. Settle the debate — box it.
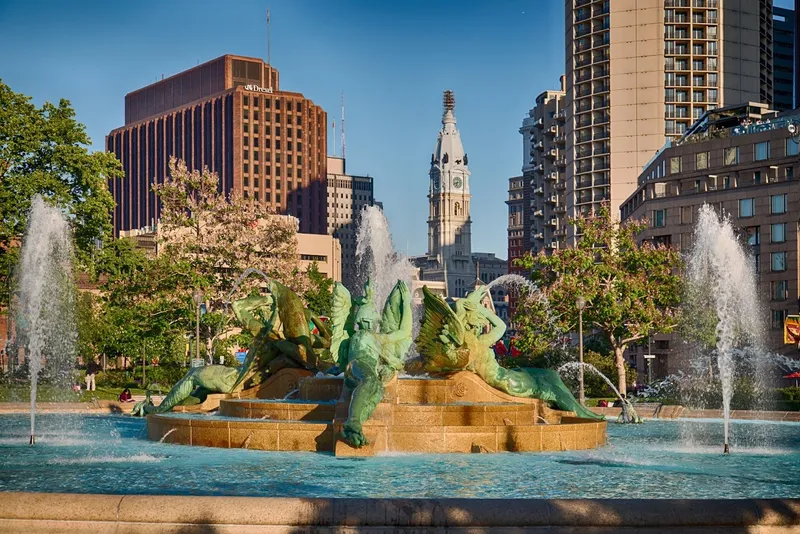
[0,0,793,257]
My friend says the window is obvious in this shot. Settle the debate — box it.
[787,167,794,180]
[243,96,249,106]
[254,111,259,121]
[755,141,770,161]
[243,110,249,119]
[296,116,302,125]
[243,176,249,186]
[275,127,281,137]
[654,209,666,227]
[771,194,787,214]
[243,163,249,173]
[681,206,693,224]
[739,198,754,217]
[253,178,259,188]
[771,223,787,243]
[253,97,259,108]
[254,164,260,174]
[787,138,799,157]
[696,152,709,170]
[254,191,259,201]
[745,226,760,246]
[276,179,282,190]
[243,149,249,160]
[772,309,788,329]
[772,280,789,301]
[754,171,761,184]
[771,251,787,272]
[722,175,731,189]
[670,157,682,174]
[724,147,738,165]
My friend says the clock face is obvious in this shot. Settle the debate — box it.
[453,177,463,189]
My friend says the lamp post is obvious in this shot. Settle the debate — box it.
[192,289,203,365]
[576,296,586,406]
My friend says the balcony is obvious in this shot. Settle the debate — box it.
[555,110,566,122]
[556,158,567,168]
[546,148,558,159]
[554,206,566,215]
[533,232,544,240]
[555,181,566,191]
[548,124,558,134]
[546,171,558,181]
[555,134,566,145]
[534,118,543,128]
[533,209,544,218]
[534,186,544,195]
[546,241,559,250]
[534,163,543,172]
[548,217,559,227]
[546,194,558,204]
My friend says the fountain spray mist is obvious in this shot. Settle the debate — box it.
[354,206,416,310]
[687,205,763,454]
[16,196,76,445]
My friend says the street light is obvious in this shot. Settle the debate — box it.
[192,288,203,365]
[576,296,586,406]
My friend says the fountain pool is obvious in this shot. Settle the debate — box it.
[1,413,798,499]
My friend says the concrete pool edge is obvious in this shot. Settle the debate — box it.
[1,493,799,532]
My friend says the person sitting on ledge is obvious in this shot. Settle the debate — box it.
[118,388,133,403]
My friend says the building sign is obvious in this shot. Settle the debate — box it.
[244,84,274,94]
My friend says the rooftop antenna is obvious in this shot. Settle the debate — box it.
[267,7,271,65]
[341,91,346,160]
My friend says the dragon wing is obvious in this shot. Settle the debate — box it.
[415,286,469,370]
[329,282,355,367]
[379,280,413,370]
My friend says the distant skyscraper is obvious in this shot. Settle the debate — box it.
[325,156,376,289]
[774,6,797,111]
[564,0,773,240]
[106,55,328,236]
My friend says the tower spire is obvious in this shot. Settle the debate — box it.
[341,91,346,159]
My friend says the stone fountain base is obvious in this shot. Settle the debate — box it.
[147,369,607,456]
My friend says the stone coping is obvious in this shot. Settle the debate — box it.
[1,492,799,532]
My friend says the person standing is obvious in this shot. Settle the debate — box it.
[85,359,101,391]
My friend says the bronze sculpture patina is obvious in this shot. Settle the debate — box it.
[329,279,413,447]
[416,285,603,421]
[132,280,332,416]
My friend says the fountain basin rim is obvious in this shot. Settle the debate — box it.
[1,492,799,530]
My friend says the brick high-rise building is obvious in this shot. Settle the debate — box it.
[106,54,328,236]
[564,0,773,243]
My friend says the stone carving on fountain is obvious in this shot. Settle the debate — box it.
[143,278,607,455]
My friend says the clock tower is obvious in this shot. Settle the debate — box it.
[424,90,473,298]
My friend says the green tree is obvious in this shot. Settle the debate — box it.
[514,205,682,395]
[0,80,124,304]
[303,262,333,316]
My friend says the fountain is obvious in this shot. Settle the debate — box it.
[14,195,76,445]
[686,204,766,453]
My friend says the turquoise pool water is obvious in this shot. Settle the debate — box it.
[0,414,798,498]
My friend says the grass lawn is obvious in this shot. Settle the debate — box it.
[0,385,148,402]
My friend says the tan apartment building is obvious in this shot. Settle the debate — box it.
[518,78,568,254]
[564,0,772,243]
[620,103,800,379]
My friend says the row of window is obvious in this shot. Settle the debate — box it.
[243,151,302,165]
[242,95,303,113]
[243,110,303,126]
[242,123,304,138]
[243,164,302,179]
[668,139,799,174]
[244,137,302,152]
[244,191,283,203]
[654,194,789,228]
[744,223,788,245]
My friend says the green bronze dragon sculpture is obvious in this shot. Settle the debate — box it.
[415,284,603,421]
[132,279,333,416]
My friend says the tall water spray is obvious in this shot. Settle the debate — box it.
[354,206,416,310]
[16,196,76,445]
[687,205,763,453]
